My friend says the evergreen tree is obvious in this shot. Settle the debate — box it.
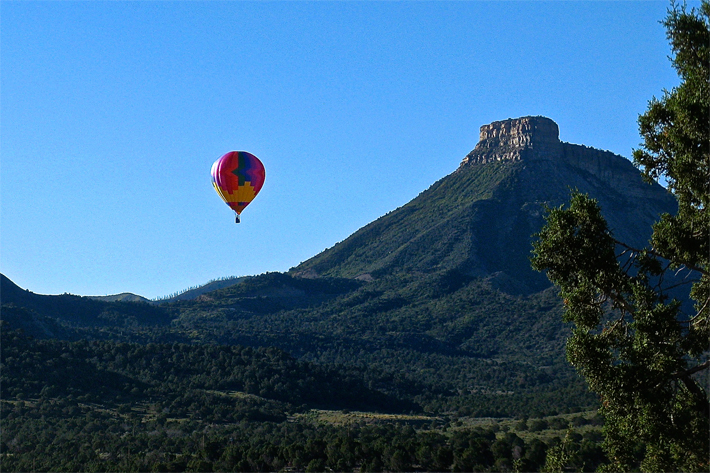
[532,2,709,471]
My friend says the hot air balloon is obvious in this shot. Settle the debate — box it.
[211,151,265,223]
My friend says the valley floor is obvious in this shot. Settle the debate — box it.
[1,396,606,472]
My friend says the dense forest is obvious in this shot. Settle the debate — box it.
[1,325,608,472]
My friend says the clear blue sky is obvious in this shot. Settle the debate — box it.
[1,1,685,299]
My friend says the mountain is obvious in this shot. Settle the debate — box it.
[86,277,248,304]
[150,116,675,414]
[1,116,678,473]
[0,116,678,417]
[292,116,675,294]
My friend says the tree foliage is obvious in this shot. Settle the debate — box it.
[532,2,709,471]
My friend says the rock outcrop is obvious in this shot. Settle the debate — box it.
[461,116,625,167]
[460,116,563,165]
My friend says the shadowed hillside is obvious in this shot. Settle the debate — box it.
[1,274,171,331]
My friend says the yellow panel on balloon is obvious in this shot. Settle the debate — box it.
[225,182,256,203]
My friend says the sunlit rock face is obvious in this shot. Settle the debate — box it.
[460,116,562,165]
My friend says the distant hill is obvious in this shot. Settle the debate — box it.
[0,274,171,332]
[89,292,151,303]
[1,274,247,315]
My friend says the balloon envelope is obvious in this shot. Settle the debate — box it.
[211,151,265,215]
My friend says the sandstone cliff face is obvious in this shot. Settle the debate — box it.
[461,116,562,164]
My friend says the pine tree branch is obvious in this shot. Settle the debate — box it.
[612,238,708,276]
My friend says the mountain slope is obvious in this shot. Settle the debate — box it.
[152,276,248,303]
[292,117,675,294]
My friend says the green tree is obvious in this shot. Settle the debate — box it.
[531,2,709,471]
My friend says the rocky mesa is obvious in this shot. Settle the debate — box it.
[459,116,661,200]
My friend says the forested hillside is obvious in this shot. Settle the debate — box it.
[1,274,596,419]
[292,121,675,290]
